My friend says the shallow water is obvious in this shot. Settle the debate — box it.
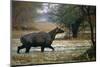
[11,39,91,65]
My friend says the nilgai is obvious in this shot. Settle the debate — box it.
[17,27,64,53]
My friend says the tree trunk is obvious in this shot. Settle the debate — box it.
[87,14,96,47]
[71,19,81,38]
[87,12,96,59]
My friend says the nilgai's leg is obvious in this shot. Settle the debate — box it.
[48,46,54,51]
[25,46,31,53]
[41,46,45,52]
[17,45,25,53]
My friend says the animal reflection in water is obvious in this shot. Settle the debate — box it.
[17,27,64,53]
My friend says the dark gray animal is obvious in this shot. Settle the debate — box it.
[17,27,64,53]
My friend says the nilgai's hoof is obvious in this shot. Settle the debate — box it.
[17,52,20,54]
[52,50,55,52]
[25,52,30,53]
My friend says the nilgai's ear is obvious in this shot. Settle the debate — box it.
[56,26,59,29]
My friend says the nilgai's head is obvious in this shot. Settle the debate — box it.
[55,27,64,33]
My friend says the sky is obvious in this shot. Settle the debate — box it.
[35,3,59,22]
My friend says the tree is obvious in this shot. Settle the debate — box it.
[48,4,83,38]
[79,6,96,59]
[12,1,43,30]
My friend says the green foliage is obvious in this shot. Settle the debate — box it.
[48,4,81,27]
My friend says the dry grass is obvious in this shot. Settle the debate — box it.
[12,55,33,65]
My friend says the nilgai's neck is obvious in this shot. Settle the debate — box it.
[48,29,57,40]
